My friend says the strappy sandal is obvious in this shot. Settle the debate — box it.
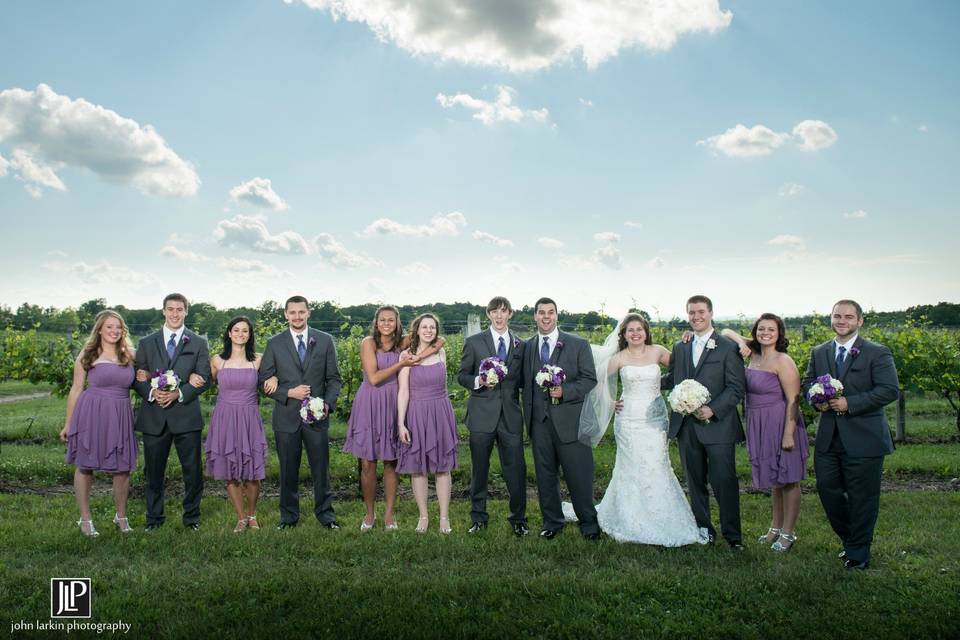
[78,519,99,537]
[415,517,428,533]
[245,515,260,530]
[233,519,248,533]
[771,531,797,552]
[757,527,781,544]
[113,513,133,533]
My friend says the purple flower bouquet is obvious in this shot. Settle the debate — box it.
[806,374,844,411]
[150,369,180,392]
[535,364,566,405]
[479,357,508,386]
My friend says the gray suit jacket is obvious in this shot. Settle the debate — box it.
[457,330,525,434]
[133,328,212,435]
[801,337,899,457]
[662,331,746,443]
[259,328,342,433]
[521,331,597,443]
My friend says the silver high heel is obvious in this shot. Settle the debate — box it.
[757,527,781,544]
[439,517,452,535]
[360,516,376,532]
[415,517,428,533]
[113,513,133,533]
[771,531,797,552]
[78,519,99,537]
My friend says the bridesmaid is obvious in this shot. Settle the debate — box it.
[59,310,138,536]
[722,314,808,552]
[205,316,272,533]
[396,313,458,534]
[342,306,443,531]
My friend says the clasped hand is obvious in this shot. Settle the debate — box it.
[827,397,848,413]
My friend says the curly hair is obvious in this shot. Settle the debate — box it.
[408,313,440,355]
[747,313,789,354]
[79,310,135,371]
[617,313,653,350]
[370,305,403,352]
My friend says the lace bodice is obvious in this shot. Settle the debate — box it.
[618,364,668,426]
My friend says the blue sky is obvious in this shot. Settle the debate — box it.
[1,0,957,318]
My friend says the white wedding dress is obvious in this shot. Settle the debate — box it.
[565,364,706,546]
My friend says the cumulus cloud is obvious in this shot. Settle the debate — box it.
[843,209,868,219]
[43,260,160,287]
[160,245,210,263]
[624,221,642,229]
[314,232,383,269]
[0,84,199,197]
[213,215,312,254]
[579,98,594,107]
[593,231,621,243]
[437,86,549,126]
[646,257,665,269]
[538,237,564,249]
[0,151,7,177]
[767,234,805,248]
[778,183,805,197]
[357,211,467,238]
[285,0,732,72]
[592,232,622,269]
[918,124,928,133]
[229,177,288,211]
[792,119,838,151]
[398,261,432,276]
[215,257,279,274]
[472,230,514,247]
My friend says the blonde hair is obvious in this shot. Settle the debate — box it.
[79,310,135,371]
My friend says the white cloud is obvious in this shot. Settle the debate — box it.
[767,234,805,248]
[593,243,622,270]
[843,209,868,219]
[0,151,8,177]
[44,260,160,287]
[285,0,732,72]
[472,230,514,247]
[593,231,621,243]
[792,119,838,151]
[778,183,805,197]
[357,211,467,238]
[398,261,432,276]
[0,84,199,197]
[500,261,522,273]
[646,257,665,269]
[698,124,790,158]
[46,249,68,258]
[229,177,288,211]
[538,237,564,249]
[579,98,594,107]
[167,232,194,244]
[213,215,312,254]
[437,86,549,126]
[624,221,642,229]
[215,257,279,274]
[160,245,210,263]
[314,232,382,269]
[918,124,928,133]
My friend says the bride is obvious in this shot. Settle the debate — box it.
[565,313,706,546]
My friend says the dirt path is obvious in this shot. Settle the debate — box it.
[0,391,52,404]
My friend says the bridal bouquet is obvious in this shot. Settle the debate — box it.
[150,369,180,392]
[668,379,712,421]
[478,357,508,386]
[536,365,566,405]
[806,374,844,411]
[300,397,327,424]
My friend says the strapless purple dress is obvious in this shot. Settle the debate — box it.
[205,367,267,481]
[745,368,809,489]
[396,361,458,474]
[343,350,400,461]
[65,363,137,472]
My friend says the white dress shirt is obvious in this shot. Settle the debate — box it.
[834,333,859,363]
[538,328,560,361]
[474,327,511,389]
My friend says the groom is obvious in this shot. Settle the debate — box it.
[662,295,745,549]
[457,296,528,536]
[801,299,899,570]
[259,295,342,530]
[521,297,599,539]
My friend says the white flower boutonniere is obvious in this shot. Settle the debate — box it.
[705,339,717,350]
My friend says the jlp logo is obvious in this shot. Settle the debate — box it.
[50,578,91,618]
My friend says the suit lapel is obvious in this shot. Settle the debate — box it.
[549,332,565,366]
[482,330,496,359]
[826,341,837,378]
[303,330,318,376]
[169,329,192,368]
[838,337,863,383]
[152,332,168,370]
[692,331,715,379]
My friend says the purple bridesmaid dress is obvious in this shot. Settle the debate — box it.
[343,350,401,461]
[396,361,458,474]
[744,368,809,489]
[205,367,267,481]
[65,363,138,472]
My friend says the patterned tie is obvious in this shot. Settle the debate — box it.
[297,335,306,363]
[835,346,846,376]
[540,336,550,363]
[497,336,507,361]
[166,334,177,360]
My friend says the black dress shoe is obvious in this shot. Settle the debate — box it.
[844,559,869,571]
[145,523,162,532]
[320,521,341,530]
[539,528,560,540]
[467,522,488,534]
[838,550,847,560]
[186,523,200,531]
[583,531,602,541]
[728,541,745,551]
[276,521,298,530]
[512,522,530,537]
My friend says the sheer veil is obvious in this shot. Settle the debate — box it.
[578,316,627,447]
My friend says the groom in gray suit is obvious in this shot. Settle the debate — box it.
[134,293,211,530]
[521,297,599,539]
[457,296,528,536]
[802,299,899,570]
[259,295,342,530]
[662,295,746,548]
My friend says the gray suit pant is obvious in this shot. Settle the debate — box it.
[468,415,527,525]
[142,426,203,527]
[530,416,598,535]
[676,421,742,543]
[275,425,335,525]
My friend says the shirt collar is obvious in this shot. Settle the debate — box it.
[835,333,858,351]
[538,328,560,345]
[163,325,184,343]
[290,327,308,343]
[490,327,509,343]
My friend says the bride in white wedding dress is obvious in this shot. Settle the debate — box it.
[565,313,706,546]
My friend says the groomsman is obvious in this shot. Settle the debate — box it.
[259,295,342,530]
[802,299,899,570]
[457,296,528,536]
[521,297,599,539]
[662,295,745,548]
[134,293,211,530]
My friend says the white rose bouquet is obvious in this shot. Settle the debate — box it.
[478,357,508,386]
[150,369,180,392]
[668,379,712,421]
[300,397,327,424]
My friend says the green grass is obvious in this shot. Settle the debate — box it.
[0,494,958,638]
[0,380,54,397]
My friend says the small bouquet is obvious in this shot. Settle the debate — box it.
[806,374,844,411]
[150,369,180,392]
[668,379,712,422]
[478,357,508,386]
[535,365,566,405]
[300,397,326,424]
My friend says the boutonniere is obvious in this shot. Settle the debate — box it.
[308,336,317,348]
[849,346,861,358]
[705,339,717,350]
[512,337,521,350]
[181,335,190,346]
[555,339,565,351]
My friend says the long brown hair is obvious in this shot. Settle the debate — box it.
[370,305,403,352]
[747,313,789,354]
[617,313,653,350]
[408,313,440,355]
[79,310,135,371]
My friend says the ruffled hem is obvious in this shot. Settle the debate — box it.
[343,385,399,460]
[205,406,268,481]
[65,395,137,472]
[396,398,458,474]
